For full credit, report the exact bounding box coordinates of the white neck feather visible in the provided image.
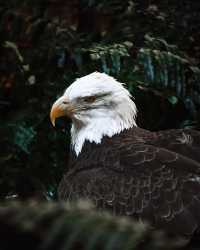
[71,98,137,156]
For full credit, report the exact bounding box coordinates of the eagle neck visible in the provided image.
[71,116,136,156]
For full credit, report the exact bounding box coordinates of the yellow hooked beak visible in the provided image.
[50,97,74,127]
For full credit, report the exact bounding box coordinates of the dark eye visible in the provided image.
[83,96,96,103]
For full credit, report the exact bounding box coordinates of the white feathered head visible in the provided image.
[50,72,137,155]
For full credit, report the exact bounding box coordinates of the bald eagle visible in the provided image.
[50,72,200,241]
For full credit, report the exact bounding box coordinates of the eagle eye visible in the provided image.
[83,96,96,103]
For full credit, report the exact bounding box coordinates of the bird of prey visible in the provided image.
[50,72,200,241]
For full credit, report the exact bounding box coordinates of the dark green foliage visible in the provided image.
[82,42,133,74]
[0,0,200,199]
[0,201,186,250]
[137,36,200,119]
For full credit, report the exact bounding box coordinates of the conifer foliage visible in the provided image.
[0,201,185,250]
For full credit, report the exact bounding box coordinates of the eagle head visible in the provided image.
[50,72,137,155]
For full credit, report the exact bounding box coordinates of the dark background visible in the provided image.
[0,0,200,200]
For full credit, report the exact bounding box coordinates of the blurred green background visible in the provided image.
[0,0,200,200]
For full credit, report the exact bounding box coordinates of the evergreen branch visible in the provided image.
[0,201,186,250]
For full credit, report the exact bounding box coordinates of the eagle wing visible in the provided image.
[155,129,200,162]
[58,129,200,236]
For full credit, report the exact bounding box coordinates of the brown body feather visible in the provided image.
[58,127,200,239]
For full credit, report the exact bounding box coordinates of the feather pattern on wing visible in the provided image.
[58,127,200,237]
